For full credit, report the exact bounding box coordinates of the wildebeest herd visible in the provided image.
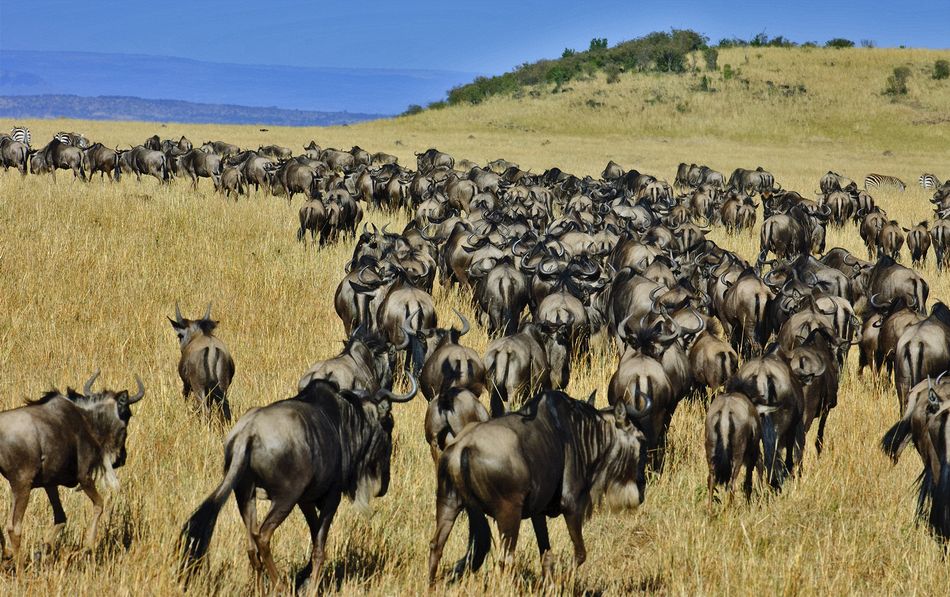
[3,125,950,591]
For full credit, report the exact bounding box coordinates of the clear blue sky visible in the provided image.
[1,1,948,74]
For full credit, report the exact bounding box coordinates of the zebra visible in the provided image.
[53,131,89,148]
[919,173,942,189]
[10,126,30,148]
[864,173,906,192]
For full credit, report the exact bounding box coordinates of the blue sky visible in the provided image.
[2,1,948,74]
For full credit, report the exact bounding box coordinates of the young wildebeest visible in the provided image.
[0,371,143,562]
[168,303,235,422]
[179,377,416,592]
[705,391,763,505]
[428,390,649,584]
[424,387,489,466]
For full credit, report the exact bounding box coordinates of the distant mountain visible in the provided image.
[0,50,480,116]
[0,94,382,126]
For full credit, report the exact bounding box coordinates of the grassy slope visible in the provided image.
[1,47,950,595]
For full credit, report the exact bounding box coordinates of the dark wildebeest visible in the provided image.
[200,140,240,159]
[427,390,648,583]
[38,139,87,180]
[297,198,328,244]
[258,144,292,160]
[179,149,222,189]
[705,391,763,505]
[0,135,29,175]
[0,371,143,562]
[424,387,489,466]
[168,303,235,422]
[179,377,416,592]
[894,302,950,409]
[83,143,118,180]
[907,221,931,267]
[216,166,246,199]
[297,326,401,394]
[116,146,168,183]
[482,323,552,416]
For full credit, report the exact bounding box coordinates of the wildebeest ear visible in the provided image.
[376,401,392,418]
[586,391,597,406]
[613,401,626,426]
[116,390,130,404]
[168,316,185,329]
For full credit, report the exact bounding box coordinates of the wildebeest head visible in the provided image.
[168,302,217,348]
[344,375,417,510]
[69,370,145,480]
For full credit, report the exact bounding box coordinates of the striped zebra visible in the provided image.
[10,126,30,148]
[53,131,89,148]
[919,173,942,189]
[864,173,906,192]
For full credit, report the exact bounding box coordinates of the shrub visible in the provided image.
[427,100,448,110]
[402,104,424,116]
[885,66,911,95]
[605,64,622,84]
[825,38,855,49]
[722,64,735,80]
[562,48,576,58]
[589,38,608,51]
[860,39,876,48]
[934,59,950,80]
[703,47,719,71]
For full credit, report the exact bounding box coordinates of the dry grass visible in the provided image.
[2,46,950,595]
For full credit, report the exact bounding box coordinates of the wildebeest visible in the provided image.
[116,145,168,183]
[168,303,235,422]
[83,143,118,180]
[200,140,240,159]
[38,139,87,180]
[427,390,648,583]
[0,371,143,562]
[0,135,29,175]
[424,387,489,466]
[216,166,245,199]
[179,377,416,591]
[298,326,400,394]
[705,391,763,505]
[894,302,950,408]
[907,221,931,266]
[482,323,552,416]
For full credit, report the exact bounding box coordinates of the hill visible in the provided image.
[0,50,478,116]
[0,94,382,126]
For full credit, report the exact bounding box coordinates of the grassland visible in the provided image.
[1,46,950,595]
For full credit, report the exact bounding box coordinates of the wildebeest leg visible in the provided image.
[428,484,463,584]
[563,510,587,567]
[234,479,261,575]
[81,482,104,551]
[296,492,341,593]
[743,456,755,502]
[815,408,830,456]
[4,481,30,561]
[44,486,67,552]
[530,515,554,578]
[494,498,522,572]
[257,498,295,587]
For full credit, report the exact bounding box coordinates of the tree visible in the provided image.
[703,47,719,71]
[589,38,608,51]
[934,59,950,80]
[825,38,855,49]
[885,66,911,95]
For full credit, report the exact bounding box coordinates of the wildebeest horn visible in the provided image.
[657,316,681,342]
[382,223,391,235]
[453,309,470,336]
[379,374,417,403]
[174,302,184,323]
[362,222,369,235]
[683,309,706,335]
[128,376,145,404]
[203,302,212,320]
[84,369,101,396]
[625,395,653,418]
[617,313,634,343]
[869,293,889,309]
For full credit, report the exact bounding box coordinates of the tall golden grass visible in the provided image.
[1,47,950,594]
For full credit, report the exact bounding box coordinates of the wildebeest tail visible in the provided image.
[760,413,781,489]
[712,411,733,485]
[488,348,510,414]
[880,417,911,462]
[162,155,169,182]
[179,433,252,576]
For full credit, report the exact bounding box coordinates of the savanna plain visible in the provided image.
[2,47,950,595]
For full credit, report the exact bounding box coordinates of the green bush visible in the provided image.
[825,38,855,49]
[562,48,576,58]
[885,66,911,95]
[444,29,709,106]
[703,47,719,71]
[934,59,950,80]
[402,104,424,116]
[722,64,735,80]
